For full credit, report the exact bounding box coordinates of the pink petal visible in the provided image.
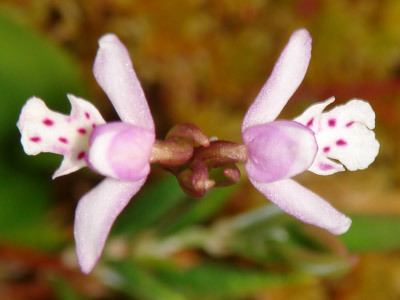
[243,120,317,183]
[88,122,154,181]
[249,178,351,235]
[93,34,154,131]
[74,178,146,274]
[242,29,312,131]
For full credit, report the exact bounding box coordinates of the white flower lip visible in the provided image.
[295,98,379,175]
[17,95,105,179]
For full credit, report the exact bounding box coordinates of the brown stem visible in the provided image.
[177,163,215,197]
[150,123,212,167]
[210,164,241,187]
[149,123,248,197]
[176,141,247,197]
[166,123,210,147]
[150,139,193,167]
[193,141,247,168]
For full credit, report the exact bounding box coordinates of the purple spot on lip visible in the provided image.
[346,121,354,127]
[43,118,54,126]
[319,163,334,171]
[306,118,314,127]
[323,146,330,153]
[77,151,86,160]
[328,118,336,127]
[85,112,90,120]
[58,137,68,144]
[30,136,41,142]
[78,128,87,135]
[336,139,347,146]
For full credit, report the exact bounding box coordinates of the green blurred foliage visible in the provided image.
[51,276,87,300]
[341,215,400,252]
[0,12,85,138]
[110,260,293,300]
[0,170,65,250]
[0,12,85,251]
[108,262,186,300]
[161,184,235,235]
[113,175,236,237]
[113,176,186,237]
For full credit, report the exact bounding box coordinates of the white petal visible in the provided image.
[308,155,345,175]
[242,29,312,131]
[310,99,379,173]
[93,34,154,131]
[295,98,379,175]
[52,157,86,179]
[18,97,65,155]
[68,94,105,124]
[322,99,375,130]
[294,97,335,131]
[74,178,146,274]
[318,123,379,171]
[17,96,105,178]
[249,178,351,235]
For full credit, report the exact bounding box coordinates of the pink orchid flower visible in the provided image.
[17,29,379,275]
[242,29,379,235]
[17,34,155,273]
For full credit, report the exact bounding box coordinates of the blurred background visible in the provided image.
[0,0,399,299]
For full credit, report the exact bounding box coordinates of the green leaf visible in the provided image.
[0,170,65,250]
[341,215,400,252]
[162,186,235,235]
[0,12,85,136]
[204,205,348,277]
[113,176,186,236]
[109,261,186,300]
[0,11,87,171]
[51,276,86,300]
[154,262,292,300]
[292,253,351,278]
